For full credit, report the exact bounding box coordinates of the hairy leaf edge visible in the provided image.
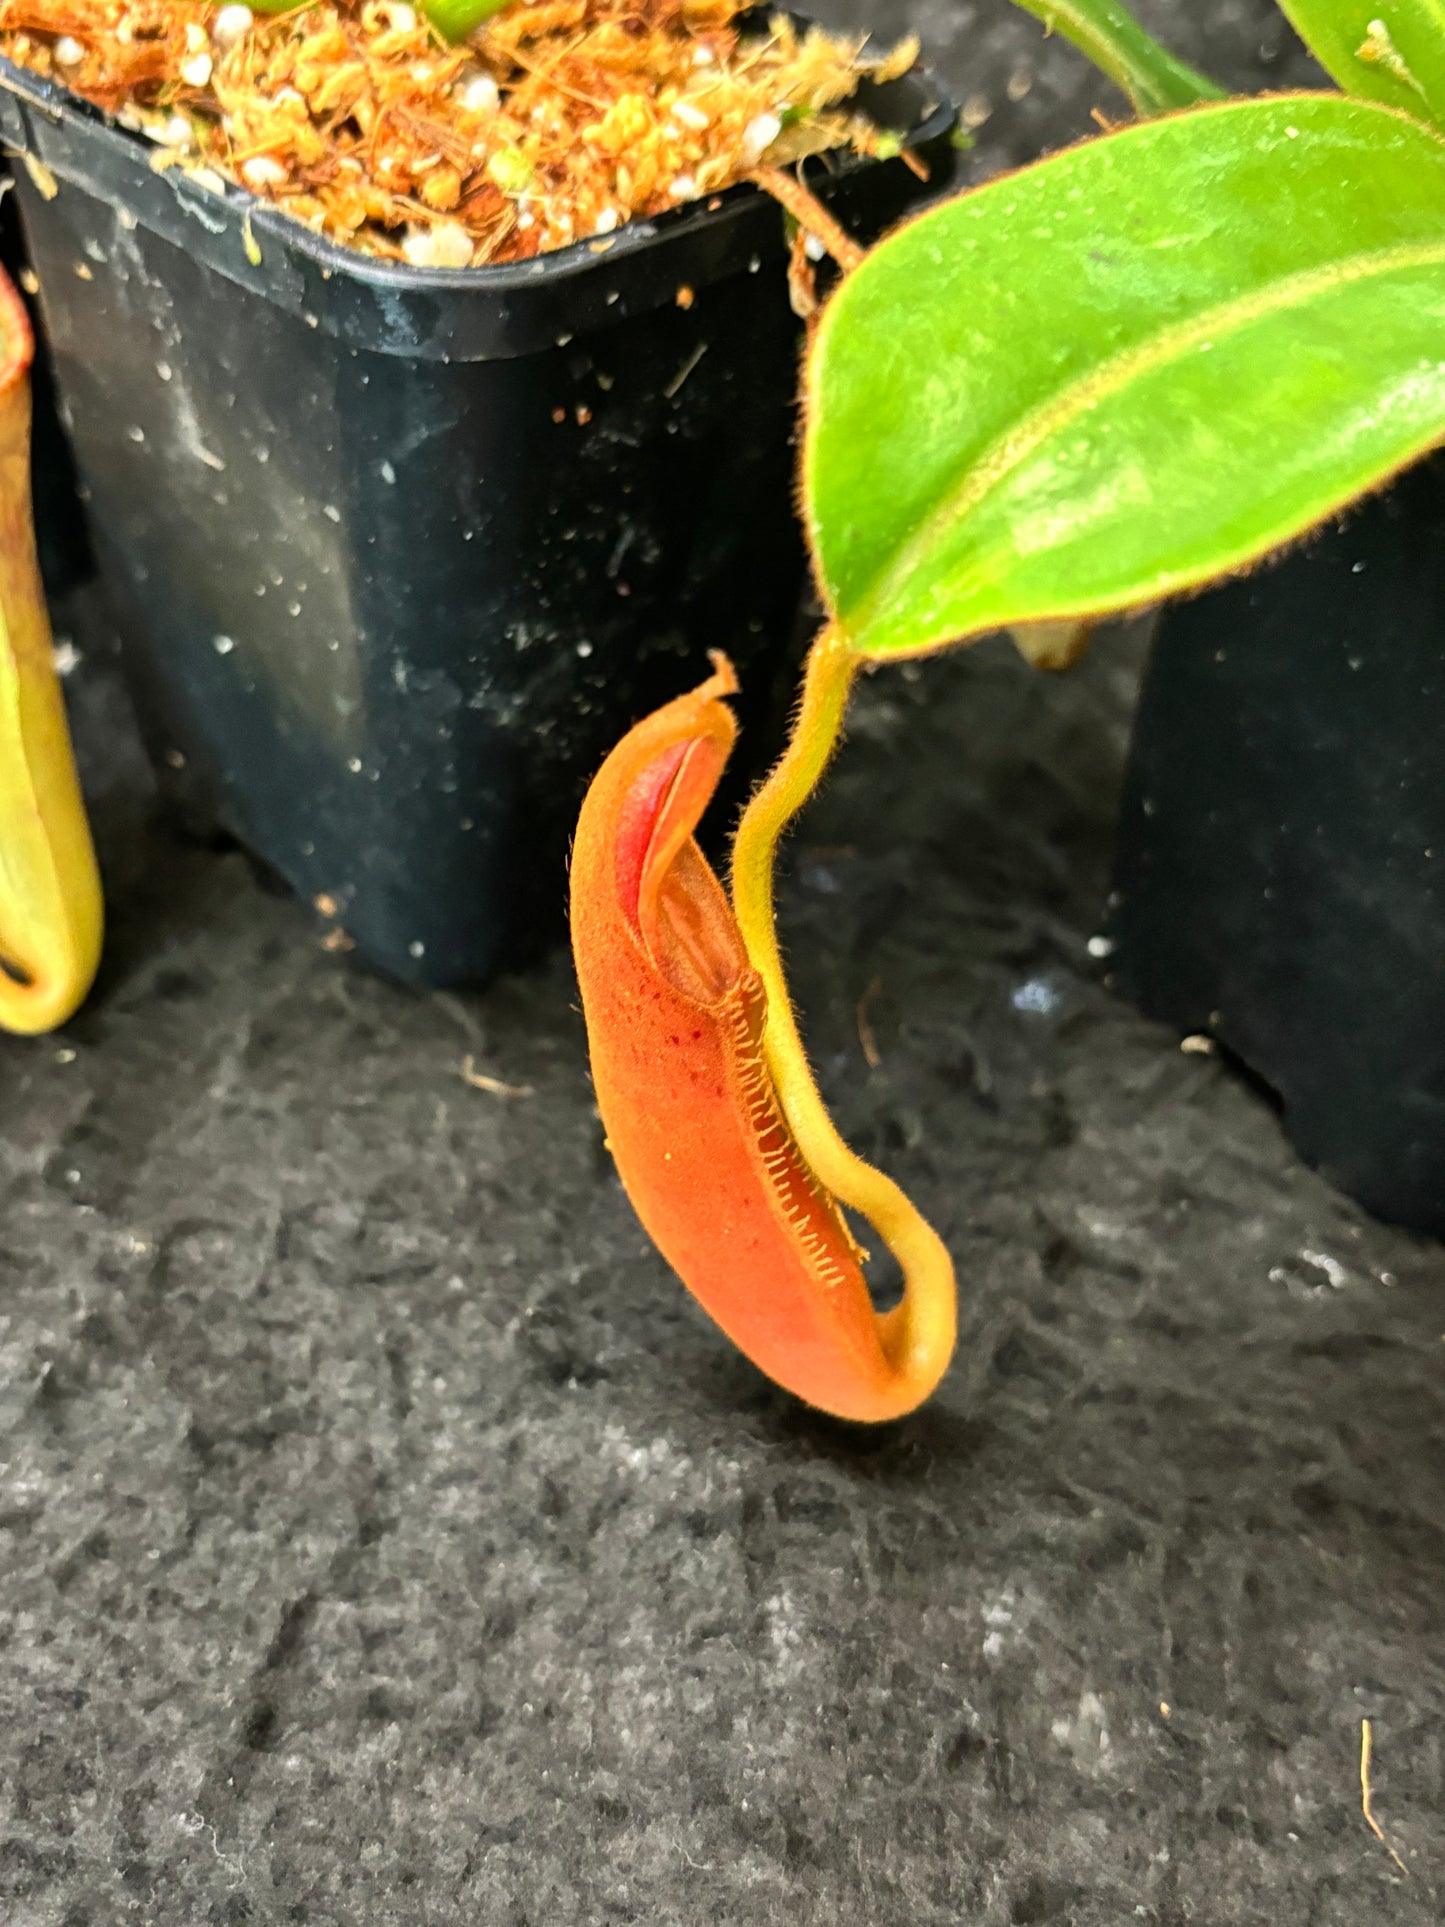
[802,92,1445,659]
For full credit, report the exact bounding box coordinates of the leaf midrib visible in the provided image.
[833,235,1445,647]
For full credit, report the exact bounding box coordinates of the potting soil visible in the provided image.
[0,0,917,265]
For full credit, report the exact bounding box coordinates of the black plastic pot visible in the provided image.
[1109,453,1445,1235]
[0,49,953,985]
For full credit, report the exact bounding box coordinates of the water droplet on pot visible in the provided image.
[1011,978,1060,1016]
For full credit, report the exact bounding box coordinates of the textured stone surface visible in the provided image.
[3,5,1443,1924]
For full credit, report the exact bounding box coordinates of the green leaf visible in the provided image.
[804,95,1445,661]
[1011,0,1223,116]
[421,0,516,41]
[1276,1,1445,127]
[247,0,515,33]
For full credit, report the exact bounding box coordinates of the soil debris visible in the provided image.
[1360,1719,1410,1878]
[461,1052,533,1096]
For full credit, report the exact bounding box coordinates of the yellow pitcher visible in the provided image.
[0,268,101,1034]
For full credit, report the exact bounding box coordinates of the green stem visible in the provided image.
[729,627,956,1394]
[1012,0,1224,116]
[248,0,514,40]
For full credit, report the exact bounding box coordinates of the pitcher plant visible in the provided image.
[572,0,1445,1418]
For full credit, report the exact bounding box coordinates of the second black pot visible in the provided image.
[1109,454,1445,1235]
[0,51,953,986]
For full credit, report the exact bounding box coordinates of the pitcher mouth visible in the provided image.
[605,659,749,1009]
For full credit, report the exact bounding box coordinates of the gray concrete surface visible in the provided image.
[3,4,1443,1923]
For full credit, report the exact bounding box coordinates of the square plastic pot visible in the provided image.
[0,49,953,985]
[1109,452,1445,1236]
